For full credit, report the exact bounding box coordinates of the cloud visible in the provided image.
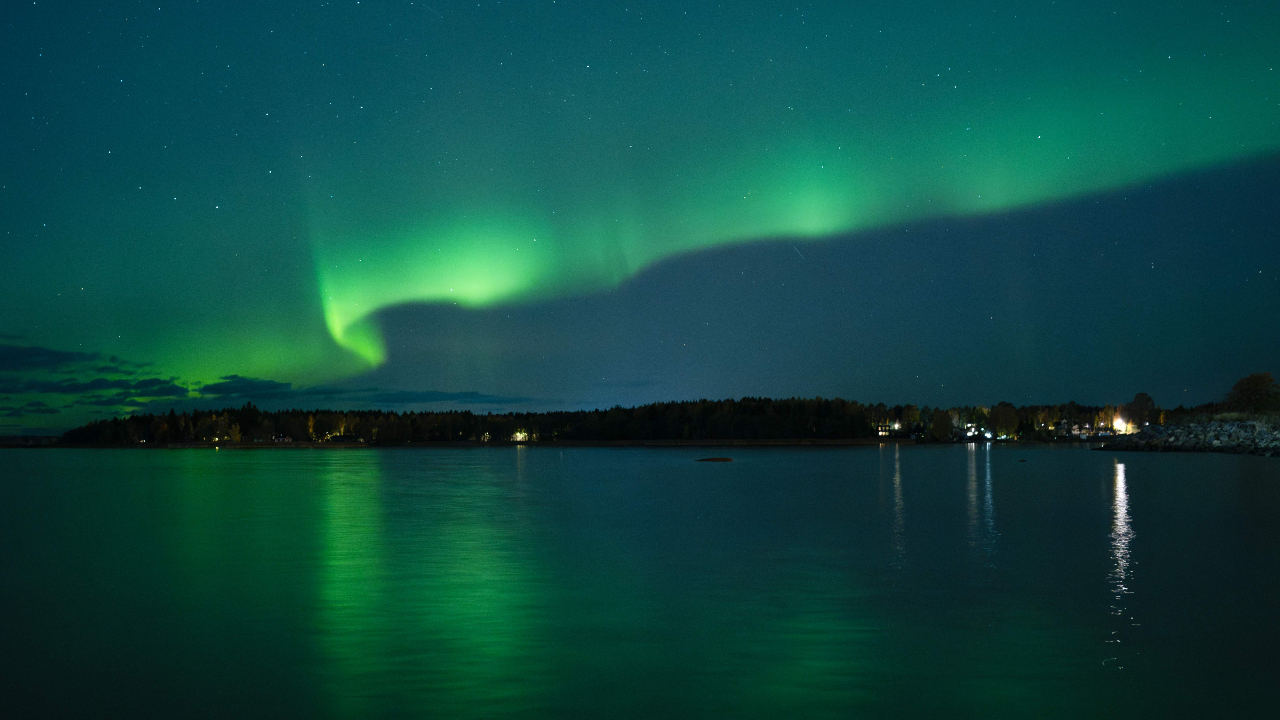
[0,344,189,424]
[0,343,157,375]
[1,405,60,417]
[108,375,538,413]
[197,375,293,397]
[95,365,136,375]
[192,376,531,406]
[0,377,188,397]
[73,393,148,407]
[1,344,540,424]
[0,344,98,372]
[361,389,536,405]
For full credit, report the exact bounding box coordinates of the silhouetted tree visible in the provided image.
[1224,372,1279,413]
[928,408,953,442]
[902,404,920,429]
[990,403,1019,438]
[1122,393,1156,428]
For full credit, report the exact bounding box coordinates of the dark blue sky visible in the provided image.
[364,156,1280,410]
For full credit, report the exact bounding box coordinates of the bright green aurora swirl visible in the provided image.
[4,1,1279,397]
[308,3,1280,367]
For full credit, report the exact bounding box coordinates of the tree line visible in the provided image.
[58,373,1277,446]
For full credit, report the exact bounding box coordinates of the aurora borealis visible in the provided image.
[3,0,1280,431]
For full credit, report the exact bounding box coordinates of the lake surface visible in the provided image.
[2,445,1277,718]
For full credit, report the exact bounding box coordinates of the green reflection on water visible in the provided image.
[736,601,881,714]
[166,452,322,632]
[4,447,1276,716]
[316,452,550,717]
[317,454,389,717]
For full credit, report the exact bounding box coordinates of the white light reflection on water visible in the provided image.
[1111,462,1134,586]
[1105,460,1138,670]
[966,444,979,546]
[965,443,998,568]
[962,440,1003,568]
[888,444,906,566]
[980,444,999,565]
[983,446,995,525]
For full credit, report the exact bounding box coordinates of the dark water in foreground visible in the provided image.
[2,446,1277,718]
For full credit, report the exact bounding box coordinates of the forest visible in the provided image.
[57,373,1276,446]
[52,395,1153,445]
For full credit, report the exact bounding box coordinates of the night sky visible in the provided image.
[3,0,1279,433]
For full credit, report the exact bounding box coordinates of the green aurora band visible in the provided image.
[4,2,1279,396]
[310,15,1280,367]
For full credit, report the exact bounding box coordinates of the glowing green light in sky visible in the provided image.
[4,0,1280,404]
[313,46,1280,365]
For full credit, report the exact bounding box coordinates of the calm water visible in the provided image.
[1,445,1277,718]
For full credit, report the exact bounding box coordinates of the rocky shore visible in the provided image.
[1103,420,1280,457]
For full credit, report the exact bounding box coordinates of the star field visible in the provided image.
[2,0,1278,430]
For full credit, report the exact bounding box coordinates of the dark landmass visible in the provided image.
[52,438,908,450]
[1102,419,1280,457]
[43,372,1278,452]
[59,398,930,447]
[1100,372,1280,457]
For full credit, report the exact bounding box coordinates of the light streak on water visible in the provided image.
[970,443,1000,568]
[1111,462,1134,589]
[1105,460,1138,670]
[983,444,997,544]
[966,444,979,547]
[892,444,905,565]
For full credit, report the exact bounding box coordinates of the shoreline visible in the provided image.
[30,438,918,449]
[12,438,1117,450]
[1101,420,1280,457]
